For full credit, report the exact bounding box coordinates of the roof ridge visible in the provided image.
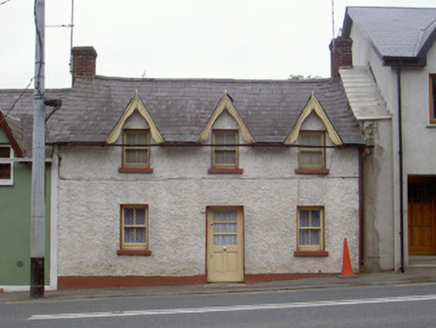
[94,75,332,84]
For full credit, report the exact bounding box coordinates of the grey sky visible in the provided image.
[1,0,435,89]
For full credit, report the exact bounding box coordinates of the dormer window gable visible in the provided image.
[198,92,255,144]
[106,90,164,145]
[284,91,342,146]
[0,111,25,158]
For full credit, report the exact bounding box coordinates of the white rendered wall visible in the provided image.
[56,111,360,278]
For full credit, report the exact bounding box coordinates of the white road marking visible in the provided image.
[29,294,436,320]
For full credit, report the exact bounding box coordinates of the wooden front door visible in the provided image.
[207,208,244,282]
[408,182,436,255]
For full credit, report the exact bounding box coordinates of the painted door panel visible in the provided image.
[408,183,436,255]
[207,208,243,282]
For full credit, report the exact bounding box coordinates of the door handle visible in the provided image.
[223,247,227,251]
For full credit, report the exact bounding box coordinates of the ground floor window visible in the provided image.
[297,207,324,252]
[117,204,151,256]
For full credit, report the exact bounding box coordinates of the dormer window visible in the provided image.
[0,146,13,185]
[208,130,243,174]
[212,130,238,168]
[118,130,153,173]
[295,131,329,175]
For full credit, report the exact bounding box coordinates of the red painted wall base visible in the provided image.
[58,272,339,290]
[58,275,207,290]
[244,272,337,283]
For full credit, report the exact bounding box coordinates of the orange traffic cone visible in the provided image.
[338,238,358,279]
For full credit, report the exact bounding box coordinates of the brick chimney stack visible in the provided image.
[329,37,353,78]
[71,47,98,85]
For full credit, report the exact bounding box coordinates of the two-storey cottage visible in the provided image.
[1,46,365,289]
[53,48,365,288]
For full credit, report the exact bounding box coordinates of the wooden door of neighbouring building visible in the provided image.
[207,207,244,282]
[408,181,436,255]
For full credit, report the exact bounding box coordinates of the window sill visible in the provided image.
[208,168,243,175]
[117,249,152,256]
[294,168,330,175]
[118,167,153,174]
[294,251,329,257]
[426,124,436,128]
[0,181,13,186]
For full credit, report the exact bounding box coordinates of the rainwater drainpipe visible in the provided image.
[397,64,405,273]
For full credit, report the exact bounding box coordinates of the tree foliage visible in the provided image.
[289,74,322,81]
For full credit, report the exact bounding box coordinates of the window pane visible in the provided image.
[215,151,225,164]
[214,223,237,233]
[308,152,322,165]
[136,149,148,163]
[137,133,147,145]
[413,185,422,203]
[124,208,134,225]
[0,147,10,158]
[301,135,311,145]
[310,230,320,245]
[299,211,309,227]
[215,150,236,165]
[423,184,432,203]
[214,211,237,222]
[0,164,11,179]
[310,134,322,146]
[124,228,134,243]
[126,133,136,145]
[214,235,237,245]
[214,133,224,144]
[311,210,321,227]
[135,209,146,225]
[300,153,310,166]
[299,230,309,245]
[224,133,236,145]
[135,228,146,243]
[125,150,137,163]
[224,151,236,164]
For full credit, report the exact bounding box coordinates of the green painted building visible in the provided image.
[0,112,51,290]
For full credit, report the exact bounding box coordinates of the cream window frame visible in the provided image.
[0,145,13,186]
[430,75,436,124]
[212,130,239,169]
[297,207,324,252]
[120,205,149,251]
[298,131,326,170]
[122,130,150,169]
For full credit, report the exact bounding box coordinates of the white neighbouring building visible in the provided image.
[337,6,436,271]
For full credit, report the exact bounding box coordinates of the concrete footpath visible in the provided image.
[1,267,436,303]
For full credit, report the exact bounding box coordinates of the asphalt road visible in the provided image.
[2,284,436,327]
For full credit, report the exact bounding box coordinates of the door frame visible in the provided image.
[206,206,245,283]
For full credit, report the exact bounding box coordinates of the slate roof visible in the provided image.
[343,6,436,65]
[0,76,365,149]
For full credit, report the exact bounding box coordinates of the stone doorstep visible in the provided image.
[409,256,436,267]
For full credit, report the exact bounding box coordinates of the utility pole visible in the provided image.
[30,0,46,299]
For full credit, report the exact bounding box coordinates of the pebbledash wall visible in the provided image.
[55,110,360,289]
